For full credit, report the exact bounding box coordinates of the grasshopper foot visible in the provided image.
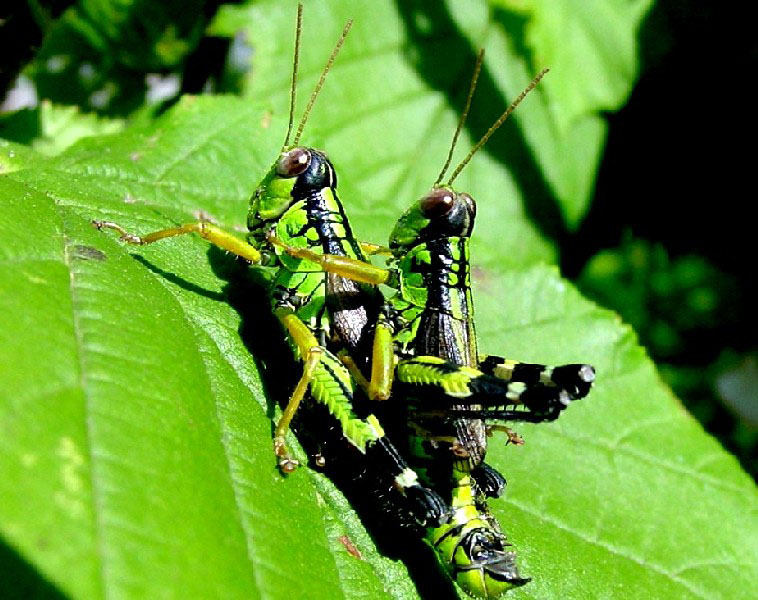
[472,463,507,499]
[405,484,452,527]
[274,436,299,474]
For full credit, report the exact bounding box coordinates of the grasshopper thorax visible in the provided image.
[248,147,336,236]
[389,186,476,254]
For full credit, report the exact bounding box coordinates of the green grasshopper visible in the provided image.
[92,4,450,527]
[385,106,595,596]
[270,53,595,597]
[268,52,595,487]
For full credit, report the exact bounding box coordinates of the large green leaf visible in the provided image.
[475,268,757,598]
[1,3,756,600]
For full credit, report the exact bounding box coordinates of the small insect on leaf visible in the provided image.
[338,535,362,559]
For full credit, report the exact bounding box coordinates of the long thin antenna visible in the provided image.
[447,67,549,186]
[434,49,485,187]
[282,3,304,150]
[291,18,353,146]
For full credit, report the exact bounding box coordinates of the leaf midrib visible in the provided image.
[61,212,108,600]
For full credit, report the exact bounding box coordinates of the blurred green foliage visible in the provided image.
[580,237,737,359]
[579,237,757,478]
[0,100,123,154]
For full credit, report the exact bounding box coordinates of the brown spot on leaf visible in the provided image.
[73,245,107,261]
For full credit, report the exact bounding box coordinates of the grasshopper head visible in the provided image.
[247,147,336,237]
[389,186,476,254]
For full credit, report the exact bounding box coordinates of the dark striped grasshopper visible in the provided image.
[269,52,595,597]
[267,53,595,476]
[92,4,451,527]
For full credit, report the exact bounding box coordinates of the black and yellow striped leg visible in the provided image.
[274,310,450,525]
[394,356,553,406]
[398,357,584,422]
[366,437,451,527]
[479,356,595,400]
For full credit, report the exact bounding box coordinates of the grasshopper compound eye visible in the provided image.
[277,148,311,177]
[421,188,456,218]
[459,192,476,218]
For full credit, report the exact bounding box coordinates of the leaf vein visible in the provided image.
[507,499,710,599]
[164,300,271,595]
[152,110,254,183]
[542,427,750,495]
[17,165,244,205]
[61,214,109,600]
